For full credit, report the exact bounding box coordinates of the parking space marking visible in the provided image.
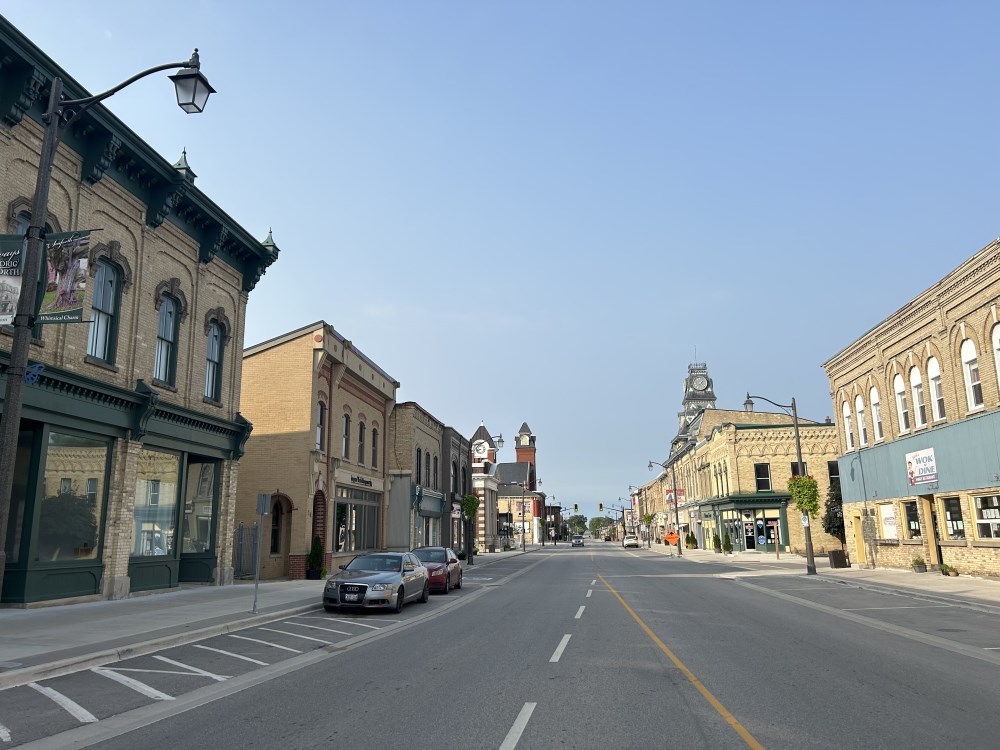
[92,669,174,701]
[282,620,352,636]
[28,683,98,723]
[575,606,585,619]
[193,644,269,665]
[0,721,10,742]
[258,627,332,645]
[153,655,229,682]
[227,634,302,653]
[586,589,593,598]
[323,617,386,630]
[550,635,572,663]
[499,702,536,750]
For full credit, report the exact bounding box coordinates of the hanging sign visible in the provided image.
[38,231,92,324]
[0,234,24,326]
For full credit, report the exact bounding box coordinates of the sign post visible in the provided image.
[251,492,270,614]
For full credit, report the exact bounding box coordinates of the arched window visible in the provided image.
[358,422,366,465]
[993,325,1000,402]
[894,373,910,433]
[425,453,431,488]
[270,502,282,554]
[87,259,120,363]
[842,401,854,451]
[371,428,379,469]
[870,387,884,441]
[342,413,351,459]
[204,321,223,401]
[927,357,946,421]
[910,367,926,428]
[451,461,458,493]
[855,394,867,447]
[433,456,439,490]
[154,295,178,384]
[416,448,423,484]
[315,402,326,451]
[961,339,984,410]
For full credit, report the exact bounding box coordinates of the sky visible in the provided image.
[5,1,1000,519]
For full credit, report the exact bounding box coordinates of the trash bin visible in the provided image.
[828,549,850,568]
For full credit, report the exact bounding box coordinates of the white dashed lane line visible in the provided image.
[575,606,585,619]
[499,702,536,750]
[549,635,572,663]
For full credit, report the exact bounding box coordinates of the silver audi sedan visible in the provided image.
[323,551,430,613]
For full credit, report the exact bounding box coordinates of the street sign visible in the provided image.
[665,531,680,545]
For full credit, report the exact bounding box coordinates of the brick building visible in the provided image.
[0,17,277,604]
[236,322,397,579]
[823,240,1000,577]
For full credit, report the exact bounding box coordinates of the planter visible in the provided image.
[912,564,927,573]
[948,571,959,577]
[305,569,322,580]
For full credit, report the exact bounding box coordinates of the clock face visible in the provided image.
[692,375,709,391]
[474,441,487,456]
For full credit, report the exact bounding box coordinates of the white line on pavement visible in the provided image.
[193,644,269,665]
[153,655,229,682]
[575,606,585,619]
[27,683,98,724]
[227,634,302,653]
[324,617,385,629]
[985,647,1000,650]
[591,579,597,585]
[499,702,537,750]
[843,605,953,611]
[282,621,352,636]
[92,669,174,701]
[0,721,10,742]
[550,635,572,663]
[586,589,593,598]
[258,627,332,645]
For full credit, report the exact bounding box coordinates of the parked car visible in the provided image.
[622,534,640,549]
[571,534,584,547]
[323,552,429,613]
[411,546,463,593]
[603,535,612,542]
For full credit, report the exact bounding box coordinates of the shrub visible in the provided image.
[712,532,722,552]
[912,556,926,567]
[307,535,324,571]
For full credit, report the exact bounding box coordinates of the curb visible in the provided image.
[819,576,1000,616]
[0,602,319,691]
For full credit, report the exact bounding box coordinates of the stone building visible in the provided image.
[236,322,397,579]
[656,364,842,555]
[823,240,1000,577]
[0,17,277,604]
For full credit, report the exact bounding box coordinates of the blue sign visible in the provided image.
[757,535,766,544]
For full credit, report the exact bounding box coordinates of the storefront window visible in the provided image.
[182,461,216,553]
[37,432,109,562]
[942,497,965,540]
[973,495,1000,539]
[133,449,179,557]
[903,501,920,539]
[334,487,380,552]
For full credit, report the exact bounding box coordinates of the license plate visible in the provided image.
[344,593,359,602]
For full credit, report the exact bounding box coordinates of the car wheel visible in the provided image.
[419,581,430,603]
[394,586,404,613]
[455,571,462,589]
[443,575,450,594]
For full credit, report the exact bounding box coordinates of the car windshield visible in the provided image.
[413,548,446,564]
[346,555,401,572]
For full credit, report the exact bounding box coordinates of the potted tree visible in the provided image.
[939,563,959,577]
[722,531,733,555]
[712,532,722,553]
[305,535,324,580]
[912,556,927,573]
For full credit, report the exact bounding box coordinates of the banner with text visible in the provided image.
[905,447,937,486]
[0,234,25,326]
[39,231,91,324]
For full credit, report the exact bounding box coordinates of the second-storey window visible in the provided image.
[154,295,178,385]
[204,322,223,401]
[433,456,439,490]
[893,374,910,433]
[416,448,423,484]
[842,401,854,450]
[927,357,946,421]
[910,367,926,428]
[961,338,984,410]
[754,463,771,492]
[855,394,867,447]
[316,402,326,452]
[342,413,351,459]
[358,422,366,465]
[87,259,119,363]
[870,387,884,441]
[371,428,378,469]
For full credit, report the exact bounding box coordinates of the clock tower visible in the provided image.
[678,362,717,430]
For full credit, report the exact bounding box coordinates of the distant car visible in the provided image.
[412,546,463,593]
[622,534,640,549]
[571,534,584,547]
[323,552,429,613]
[603,536,612,542]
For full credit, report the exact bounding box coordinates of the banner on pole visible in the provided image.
[0,234,25,326]
[39,231,91,324]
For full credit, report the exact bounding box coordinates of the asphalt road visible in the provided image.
[6,542,1000,749]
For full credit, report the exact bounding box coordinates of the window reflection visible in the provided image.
[133,449,179,557]
[182,461,216,553]
[38,432,108,562]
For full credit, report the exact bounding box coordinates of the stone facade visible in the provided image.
[237,322,397,579]
[823,239,1000,577]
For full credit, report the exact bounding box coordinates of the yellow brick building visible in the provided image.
[823,240,1000,578]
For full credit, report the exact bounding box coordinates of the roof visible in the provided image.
[496,462,531,484]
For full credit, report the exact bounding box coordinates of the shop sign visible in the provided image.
[905,448,937,485]
[350,474,374,487]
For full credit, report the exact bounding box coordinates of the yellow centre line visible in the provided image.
[597,573,765,750]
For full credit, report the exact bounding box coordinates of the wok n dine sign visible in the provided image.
[905,448,937,486]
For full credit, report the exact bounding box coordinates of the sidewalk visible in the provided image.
[0,549,520,690]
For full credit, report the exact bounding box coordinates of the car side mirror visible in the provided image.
[338,564,347,570]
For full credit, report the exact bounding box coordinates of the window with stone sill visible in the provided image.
[961,338,984,411]
[910,367,927,428]
[927,356,946,422]
[870,387,884,441]
[842,401,854,450]
[893,373,910,433]
[941,497,965,540]
[973,495,1000,540]
[902,500,920,540]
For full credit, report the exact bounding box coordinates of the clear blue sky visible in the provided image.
[6,2,1000,519]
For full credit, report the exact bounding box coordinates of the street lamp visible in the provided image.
[0,50,215,591]
[648,461,683,557]
[744,392,816,575]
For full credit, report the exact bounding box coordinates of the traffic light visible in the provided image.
[573,503,579,513]
[598,502,604,512]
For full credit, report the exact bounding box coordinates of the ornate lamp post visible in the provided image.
[744,393,816,575]
[648,461,683,557]
[0,51,214,592]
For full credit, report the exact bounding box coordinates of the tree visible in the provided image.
[566,514,588,535]
[588,516,614,537]
[823,479,846,544]
[461,494,480,557]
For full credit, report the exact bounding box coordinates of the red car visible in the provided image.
[412,546,463,593]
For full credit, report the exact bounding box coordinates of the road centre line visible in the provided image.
[598,574,765,750]
[282,621,353,636]
[227,634,302,653]
[549,635,572,663]
[152,655,229,682]
[586,589,593,597]
[27,683,98,723]
[192,644,268,665]
[257,627,332,645]
[498,702,536,750]
[92,668,174,701]
[575,606,585,619]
